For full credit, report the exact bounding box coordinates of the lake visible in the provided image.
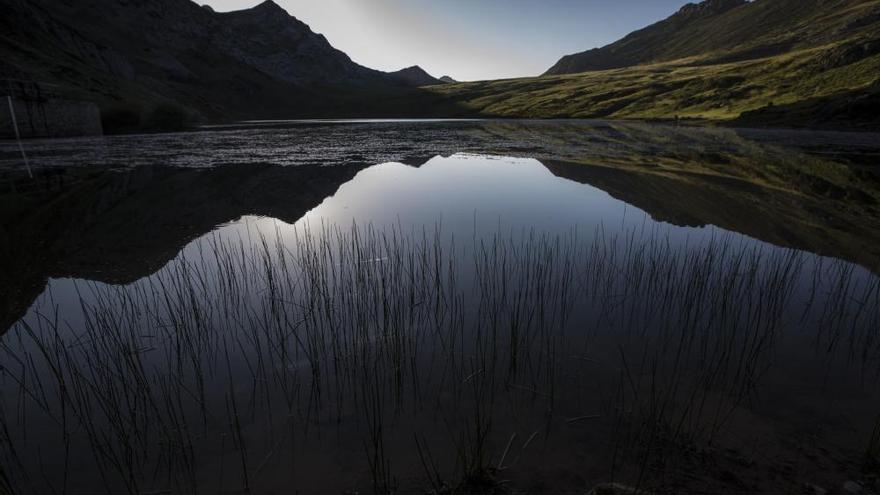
[1,120,879,494]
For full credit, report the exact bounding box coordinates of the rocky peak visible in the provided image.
[210,0,383,85]
[252,0,285,13]
[227,0,294,24]
[397,66,430,76]
[389,66,442,86]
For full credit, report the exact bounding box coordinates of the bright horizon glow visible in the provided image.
[199,0,694,81]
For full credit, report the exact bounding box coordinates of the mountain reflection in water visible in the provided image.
[1,122,879,494]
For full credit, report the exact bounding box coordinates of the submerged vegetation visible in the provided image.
[0,222,878,494]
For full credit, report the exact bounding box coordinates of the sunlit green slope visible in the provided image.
[428,0,880,129]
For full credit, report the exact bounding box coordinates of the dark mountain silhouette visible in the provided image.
[545,0,880,75]
[213,1,389,85]
[388,66,443,86]
[0,162,367,333]
[0,0,456,127]
[2,0,878,129]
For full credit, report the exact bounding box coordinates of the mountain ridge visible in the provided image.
[545,0,880,75]
[213,0,388,85]
[388,66,444,86]
[430,0,880,129]
[0,0,453,128]
[2,0,878,130]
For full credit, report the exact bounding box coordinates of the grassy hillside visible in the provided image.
[2,0,877,129]
[545,0,880,74]
[428,40,880,129]
[430,0,880,129]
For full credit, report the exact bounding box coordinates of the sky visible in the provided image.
[199,0,693,81]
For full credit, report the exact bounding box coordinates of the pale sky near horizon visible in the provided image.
[199,0,692,81]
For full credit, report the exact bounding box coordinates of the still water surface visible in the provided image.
[1,122,879,494]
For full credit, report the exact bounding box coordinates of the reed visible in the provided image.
[0,222,877,493]
[867,414,880,473]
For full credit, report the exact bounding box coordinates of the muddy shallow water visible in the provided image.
[1,121,879,494]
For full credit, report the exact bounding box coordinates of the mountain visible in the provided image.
[213,1,388,85]
[439,76,458,84]
[0,162,366,333]
[2,0,877,130]
[430,0,880,129]
[546,0,880,75]
[0,0,456,129]
[388,66,443,86]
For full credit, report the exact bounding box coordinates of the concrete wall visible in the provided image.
[0,97,103,139]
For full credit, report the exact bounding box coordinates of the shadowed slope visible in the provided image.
[0,0,461,126]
